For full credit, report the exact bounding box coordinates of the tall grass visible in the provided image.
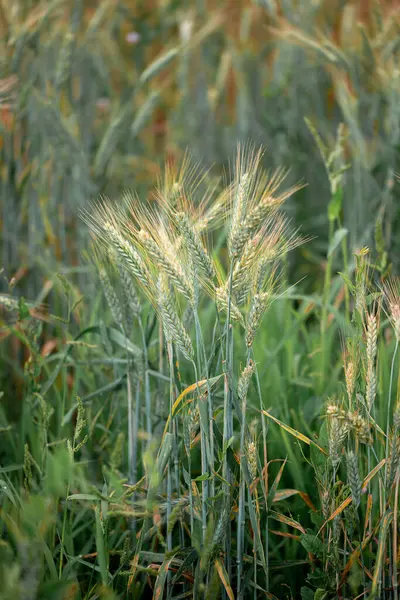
[1,147,399,598]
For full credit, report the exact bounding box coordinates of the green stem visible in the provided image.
[385,339,399,487]
[320,218,335,391]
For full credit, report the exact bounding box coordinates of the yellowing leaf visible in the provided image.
[269,511,306,534]
[262,410,327,454]
[273,489,317,511]
[215,558,234,600]
[322,459,386,530]
[162,375,222,439]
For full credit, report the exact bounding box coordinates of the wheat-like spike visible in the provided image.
[120,534,132,567]
[211,506,230,551]
[55,30,75,89]
[238,362,255,402]
[346,451,362,508]
[158,276,194,361]
[383,277,400,341]
[328,415,349,467]
[366,312,378,364]
[353,248,370,318]
[139,230,194,303]
[332,516,341,544]
[328,417,342,467]
[349,412,373,445]
[188,403,200,444]
[236,195,280,255]
[103,222,151,288]
[215,286,244,325]
[246,292,271,347]
[245,439,258,481]
[321,489,331,520]
[232,237,261,304]
[176,211,216,281]
[117,259,141,318]
[388,433,400,489]
[229,172,250,259]
[98,266,124,325]
[388,407,400,488]
[365,311,378,410]
[344,360,356,406]
[394,407,400,430]
[366,369,377,411]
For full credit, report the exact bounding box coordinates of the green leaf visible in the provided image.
[310,421,328,473]
[67,493,98,501]
[139,48,179,84]
[327,228,348,258]
[300,588,314,600]
[193,473,210,482]
[108,327,143,358]
[153,557,176,600]
[95,506,108,586]
[300,532,326,559]
[131,91,160,138]
[338,271,355,293]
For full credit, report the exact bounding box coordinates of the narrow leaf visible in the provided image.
[327,228,348,257]
[262,411,326,454]
[215,558,235,600]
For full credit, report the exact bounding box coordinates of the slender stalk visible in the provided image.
[139,319,151,444]
[166,341,174,554]
[251,349,269,591]
[385,339,399,486]
[192,359,208,544]
[223,260,235,582]
[194,308,215,498]
[237,360,249,599]
[393,476,399,600]
[320,218,335,392]
[131,378,140,536]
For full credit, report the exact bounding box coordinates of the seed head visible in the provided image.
[384,278,400,341]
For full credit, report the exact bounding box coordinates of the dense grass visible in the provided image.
[1,1,400,599]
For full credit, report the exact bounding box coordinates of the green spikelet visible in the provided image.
[23,444,40,490]
[388,408,400,488]
[55,31,75,89]
[176,211,216,280]
[158,276,194,361]
[103,223,151,288]
[23,443,33,491]
[117,259,141,318]
[215,286,244,325]
[139,230,194,302]
[73,396,88,452]
[237,362,254,402]
[328,415,348,467]
[210,506,230,557]
[167,499,185,534]
[98,265,124,325]
[245,439,258,480]
[246,292,271,347]
[229,172,250,259]
[120,534,131,567]
[346,451,362,508]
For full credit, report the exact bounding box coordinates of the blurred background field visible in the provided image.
[1,0,400,284]
[1,1,400,599]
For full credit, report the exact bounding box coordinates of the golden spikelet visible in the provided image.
[383,277,400,341]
